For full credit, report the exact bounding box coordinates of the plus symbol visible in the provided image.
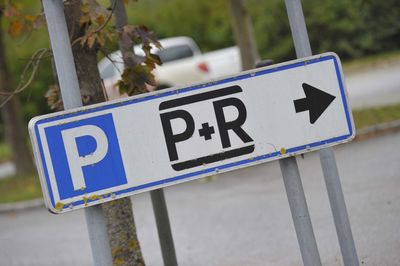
[198,123,215,141]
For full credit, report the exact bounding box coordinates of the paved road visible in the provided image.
[0,131,399,265]
[345,60,400,109]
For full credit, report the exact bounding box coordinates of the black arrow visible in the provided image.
[293,83,336,124]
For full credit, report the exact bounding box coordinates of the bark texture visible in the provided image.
[63,1,145,265]
[0,7,34,175]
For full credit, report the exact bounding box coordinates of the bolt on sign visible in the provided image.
[29,53,354,213]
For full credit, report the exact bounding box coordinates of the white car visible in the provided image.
[99,36,243,99]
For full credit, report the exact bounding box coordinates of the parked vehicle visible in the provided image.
[98,36,242,97]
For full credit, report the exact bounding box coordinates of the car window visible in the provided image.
[100,61,116,80]
[157,45,194,63]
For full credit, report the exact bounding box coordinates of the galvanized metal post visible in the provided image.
[255,61,321,265]
[319,148,359,266]
[112,0,178,263]
[284,0,359,265]
[42,1,112,265]
[279,158,322,266]
[150,189,178,266]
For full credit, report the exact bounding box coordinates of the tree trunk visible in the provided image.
[111,1,178,265]
[227,0,259,70]
[63,1,145,265]
[0,7,34,175]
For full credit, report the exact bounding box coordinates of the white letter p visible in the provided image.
[61,125,108,191]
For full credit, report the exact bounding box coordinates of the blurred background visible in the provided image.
[0,0,399,265]
[2,0,400,123]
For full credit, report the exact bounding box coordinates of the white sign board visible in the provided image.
[29,53,354,213]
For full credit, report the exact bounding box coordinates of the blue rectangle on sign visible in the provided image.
[44,113,127,201]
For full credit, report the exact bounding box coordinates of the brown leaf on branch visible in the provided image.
[3,1,45,39]
[78,0,114,48]
[45,84,63,111]
[31,15,46,30]
[116,24,162,96]
[117,64,157,96]
[8,20,24,38]
[121,25,161,50]
[3,2,20,17]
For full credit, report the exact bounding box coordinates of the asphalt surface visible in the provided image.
[0,131,399,265]
[345,60,400,109]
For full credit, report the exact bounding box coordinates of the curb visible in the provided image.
[1,120,400,214]
[354,119,400,141]
[0,198,44,213]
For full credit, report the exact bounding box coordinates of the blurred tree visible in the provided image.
[228,0,259,70]
[0,2,34,174]
[61,0,159,264]
[1,0,163,264]
[358,0,400,54]
[127,0,400,62]
[304,0,365,58]
[128,0,235,52]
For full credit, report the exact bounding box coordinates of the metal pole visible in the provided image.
[42,1,112,265]
[284,0,312,58]
[284,0,359,265]
[84,206,113,266]
[279,158,322,266]
[150,189,178,266]
[320,148,359,266]
[254,60,321,265]
[42,0,81,110]
[112,1,178,262]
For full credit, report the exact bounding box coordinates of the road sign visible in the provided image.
[29,52,354,213]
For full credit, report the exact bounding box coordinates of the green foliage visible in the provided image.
[127,0,400,62]
[0,141,11,162]
[127,0,234,52]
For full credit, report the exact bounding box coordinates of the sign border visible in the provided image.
[29,52,355,213]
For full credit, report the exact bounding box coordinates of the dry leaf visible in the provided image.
[8,20,24,38]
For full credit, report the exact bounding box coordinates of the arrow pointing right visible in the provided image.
[294,83,336,124]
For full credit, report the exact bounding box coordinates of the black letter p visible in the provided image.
[160,110,195,162]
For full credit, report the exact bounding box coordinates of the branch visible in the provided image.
[71,0,117,48]
[93,0,117,35]
[99,47,124,76]
[0,48,49,108]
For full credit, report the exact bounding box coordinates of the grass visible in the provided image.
[0,142,12,163]
[353,104,400,129]
[343,50,400,74]
[0,173,42,204]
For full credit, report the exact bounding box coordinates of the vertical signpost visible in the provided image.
[35,1,358,265]
[42,1,112,265]
[284,0,359,265]
[112,0,178,264]
[279,158,322,265]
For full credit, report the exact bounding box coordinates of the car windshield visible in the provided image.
[157,45,194,63]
